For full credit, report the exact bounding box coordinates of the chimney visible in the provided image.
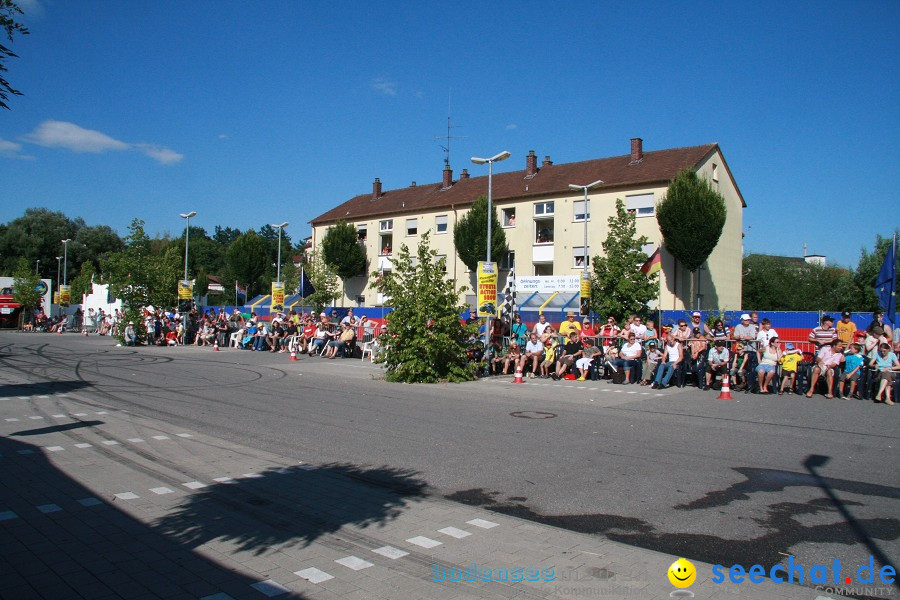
[542,155,553,167]
[442,164,453,189]
[372,177,382,199]
[410,181,416,187]
[630,137,643,162]
[460,168,470,179]
[525,150,538,177]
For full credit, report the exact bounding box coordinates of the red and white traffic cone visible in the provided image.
[717,373,733,401]
[213,339,219,352]
[82,328,88,337]
[512,364,524,384]
[290,348,298,361]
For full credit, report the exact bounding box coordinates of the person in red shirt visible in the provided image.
[581,318,596,340]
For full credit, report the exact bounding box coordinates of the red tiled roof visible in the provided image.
[310,143,742,225]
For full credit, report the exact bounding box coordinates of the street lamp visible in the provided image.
[35,259,40,275]
[179,211,197,283]
[61,239,72,286]
[270,222,289,283]
[568,179,604,279]
[55,256,62,316]
[471,150,511,345]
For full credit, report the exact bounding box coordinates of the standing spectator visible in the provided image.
[559,311,582,338]
[580,318,596,340]
[340,309,358,326]
[689,328,709,386]
[533,313,551,337]
[755,318,779,347]
[689,311,711,336]
[865,310,892,354]
[710,319,730,343]
[732,313,758,351]
[598,316,620,351]
[643,319,658,347]
[510,314,528,347]
[806,339,845,398]
[836,311,857,345]
[627,315,648,340]
[809,315,838,349]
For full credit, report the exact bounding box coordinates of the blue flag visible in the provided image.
[875,234,896,325]
[300,271,315,298]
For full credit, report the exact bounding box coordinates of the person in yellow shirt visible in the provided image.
[778,343,803,394]
[558,311,582,338]
[836,311,857,344]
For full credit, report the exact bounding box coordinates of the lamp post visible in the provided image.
[179,211,197,283]
[35,259,40,275]
[471,150,511,346]
[567,179,604,279]
[61,239,71,285]
[270,222,289,283]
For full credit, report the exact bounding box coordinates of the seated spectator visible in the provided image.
[539,338,558,378]
[521,333,544,378]
[598,316,620,350]
[729,343,750,390]
[539,325,557,346]
[652,336,683,389]
[124,322,137,346]
[865,310,892,354]
[580,318,596,340]
[165,328,178,347]
[613,332,643,384]
[268,320,285,352]
[488,340,506,375]
[253,323,270,351]
[778,343,803,394]
[640,340,663,385]
[325,322,356,358]
[240,322,257,349]
[554,332,583,380]
[310,321,331,355]
[805,339,844,398]
[502,342,521,375]
[755,336,782,394]
[705,339,730,390]
[576,337,601,381]
[300,317,317,353]
[838,342,863,399]
[532,313,550,337]
[869,342,899,404]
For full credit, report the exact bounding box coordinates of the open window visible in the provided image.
[502,208,516,228]
[625,193,655,217]
[573,200,590,222]
[435,215,448,234]
[573,246,590,268]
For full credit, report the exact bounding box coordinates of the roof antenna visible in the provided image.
[434,90,466,167]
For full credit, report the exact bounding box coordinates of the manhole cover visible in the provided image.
[509,411,556,419]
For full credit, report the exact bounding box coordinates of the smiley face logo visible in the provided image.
[667,558,696,588]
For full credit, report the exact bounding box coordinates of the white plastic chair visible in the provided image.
[360,331,375,361]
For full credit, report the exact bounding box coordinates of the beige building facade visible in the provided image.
[310,139,745,312]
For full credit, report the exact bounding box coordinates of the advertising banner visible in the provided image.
[516,275,581,293]
[271,281,285,313]
[59,284,71,307]
[580,273,592,316]
[476,261,497,317]
[178,280,193,300]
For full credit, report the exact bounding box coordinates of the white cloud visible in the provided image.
[506,123,517,130]
[17,0,45,17]
[21,120,182,165]
[372,78,398,96]
[218,133,228,139]
[0,138,33,159]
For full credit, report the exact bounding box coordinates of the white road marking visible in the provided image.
[78,498,103,507]
[406,536,442,548]
[467,518,499,529]
[114,492,139,500]
[372,546,409,559]
[213,477,237,484]
[74,443,92,449]
[46,446,64,452]
[101,440,120,446]
[249,579,291,597]
[0,510,19,520]
[36,503,62,513]
[183,481,206,489]
[151,435,170,440]
[127,438,145,443]
[438,526,472,538]
[150,487,175,495]
[294,568,333,584]
[335,556,374,570]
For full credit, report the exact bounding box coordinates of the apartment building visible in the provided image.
[309,138,745,311]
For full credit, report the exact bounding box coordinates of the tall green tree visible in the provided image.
[12,257,42,314]
[69,261,97,304]
[656,169,727,308]
[0,0,28,110]
[71,224,124,273]
[320,220,367,303]
[373,232,476,383]
[103,219,180,337]
[742,254,863,311]
[453,196,508,271]
[590,198,659,320]
[854,230,899,311]
[0,208,82,278]
[304,251,340,313]
[225,231,269,297]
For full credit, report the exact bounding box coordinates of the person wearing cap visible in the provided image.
[559,311,582,338]
[690,311,711,337]
[836,311,857,344]
[805,339,845,398]
[778,343,803,394]
[580,317,596,340]
[124,321,137,346]
[729,343,750,390]
[732,313,758,350]
[809,315,838,349]
[705,339,730,390]
[640,340,663,385]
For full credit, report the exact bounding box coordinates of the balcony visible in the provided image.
[532,244,554,263]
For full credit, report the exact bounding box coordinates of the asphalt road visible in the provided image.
[3,332,898,594]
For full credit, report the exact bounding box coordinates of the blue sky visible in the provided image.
[2,0,897,267]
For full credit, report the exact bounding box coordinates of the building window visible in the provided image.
[501,251,515,270]
[502,208,516,227]
[535,218,554,244]
[625,193,655,217]
[435,215,448,234]
[712,163,719,182]
[534,263,553,276]
[573,246,590,268]
[380,219,393,232]
[406,218,418,236]
[641,243,655,257]
[534,201,554,216]
[380,234,393,255]
[573,200,590,222]
[436,254,448,272]
[357,226,367,242]
[356,295,365,307]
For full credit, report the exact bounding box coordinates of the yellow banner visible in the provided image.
[477,261,497,317]
[271,281,285,312]
[59,285,70,307]
[178,280,193,300]
[580,274,591,316]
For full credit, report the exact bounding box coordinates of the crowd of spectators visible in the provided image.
[475,309,900,404]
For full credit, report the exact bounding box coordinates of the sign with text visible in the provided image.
[516,275,581,294]
[580,273,592,316]
[271,281,285,312]
[59,285,70,307]
[178,279,193,300]
[476,261,497,317]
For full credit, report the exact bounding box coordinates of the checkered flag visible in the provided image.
[500,269,515,319]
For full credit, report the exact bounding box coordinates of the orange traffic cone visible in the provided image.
[290,349,298,361]
[213,339,219,352]
[82,329,88,337]
[717,373,733,401]
[512,364,524,384]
